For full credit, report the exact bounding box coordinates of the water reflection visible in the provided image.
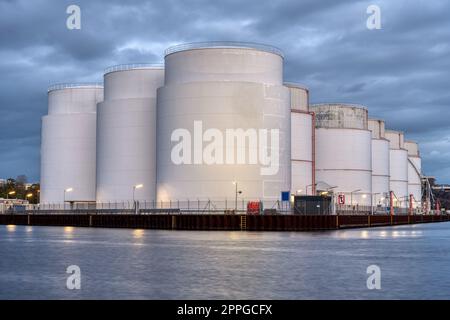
[0,222,449,299]
[133,229,144,239]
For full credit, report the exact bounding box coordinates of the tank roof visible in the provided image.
[310,103,367,111]
[368,118,385,122]
[104,63,164,75]
[385,129,405,135]
[164,41,284,58]
[284,82,309,91]
[48,83,103,93]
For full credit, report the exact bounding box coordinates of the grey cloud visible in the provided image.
[0,0,449,183]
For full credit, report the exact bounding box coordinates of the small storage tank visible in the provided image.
[310,103,372,205]
[40,83,103,204]
[285,83,313,195]
[96,64,164,203]
[368,119,390,205]
[385,130,409,207]
[157,42,290,205]
[405,140,422,208]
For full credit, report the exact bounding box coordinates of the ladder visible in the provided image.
[240,215,247,231]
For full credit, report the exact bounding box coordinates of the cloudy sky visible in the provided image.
[0,0,449,183]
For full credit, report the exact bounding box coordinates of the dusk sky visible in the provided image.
[0,0,449,183]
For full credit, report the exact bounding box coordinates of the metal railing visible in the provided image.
[31,199,286,213]
[104,63,164,74]
[164,41,285,58]
[48,83,103,92]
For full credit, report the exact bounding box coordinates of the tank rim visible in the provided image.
[48,83,103,93]
[284,82,309,91]
[310,103,368,111]
[164,41,284,58]
[104,63,164,75]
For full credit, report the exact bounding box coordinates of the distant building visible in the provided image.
[0,198,30,213]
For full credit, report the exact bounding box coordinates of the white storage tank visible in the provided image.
[368,119,390,205]
[310,103,372,205]
[405,140,422,208]
[285,83,313,195]
[96,64,164,203]
[40,83,103,204]
[157,42,291,206]
[385,130,409,207]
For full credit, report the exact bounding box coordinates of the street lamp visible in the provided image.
[371,193,380,215]
[7,191,16,199]
[63,188,73,210]
[133,184,143,211]
[232,181,242,212]
[350,189,361,206]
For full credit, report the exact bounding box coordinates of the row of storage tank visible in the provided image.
[40,42,422,208]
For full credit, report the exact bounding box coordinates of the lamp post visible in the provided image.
[7,191,16,200]
[133,184,143,213]
[63,188,73,210]
[350,189,361,206]
[371,193,380,215]
[232,181,242,213]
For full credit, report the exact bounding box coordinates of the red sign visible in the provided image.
[338,194,345,205]
[247,201,261,215]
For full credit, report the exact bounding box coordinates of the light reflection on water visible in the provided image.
[0,222,449,299]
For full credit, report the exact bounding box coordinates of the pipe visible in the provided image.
[310,112,316,195]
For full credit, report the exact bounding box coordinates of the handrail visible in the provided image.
[164,41,285,58]
[310,103,368,111]
[48,83,103,92]
[104,63,164,74]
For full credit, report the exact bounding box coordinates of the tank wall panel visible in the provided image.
[165,48,283,86]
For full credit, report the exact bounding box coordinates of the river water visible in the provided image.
[0,222,449,299]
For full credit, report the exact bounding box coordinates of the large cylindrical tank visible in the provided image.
[286,83,313,195]
[311,103,372,205]
[385,130,409,207]
[368,119,390,204]
[96,64,164,202]
[157,42,290,205]
[40,83,103,204]
[405,140,422,208]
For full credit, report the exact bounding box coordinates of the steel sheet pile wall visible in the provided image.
[405,140,422,208]
[286,83,313,195]
[311,104,372,205]
[368,119,390,204]
[40,84,103,203]
[385,130,409,207]
[96,65,164,202]
[157,43,291,204]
